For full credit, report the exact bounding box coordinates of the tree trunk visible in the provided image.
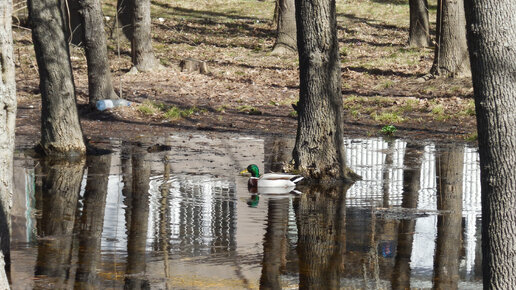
[408,0,430,47]
[75,153,111,289]
[260,197,290,289]
[293,0,357,182]
[75,0,119,107]
[28,0,86,156]
[124,148,151,288]
[430,0,470,77]
[272,0,297,55]
[0,0,16,278]
[35,158,85,288]
[120,0,158,72]
[432,145,463,289]
[294,185,348,289]
[464,1,516,287]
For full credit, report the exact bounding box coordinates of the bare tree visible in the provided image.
[118,0,159,72]
[464,0,516,287]
[408,0,430,47]
[0,0,15,284]
[28,0,86,156]
[293,0,358,182]
[75,0,119,107]
[429,0,470,77]
[272,0,297,55]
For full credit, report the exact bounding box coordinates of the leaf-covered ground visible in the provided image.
[13,0,477,144]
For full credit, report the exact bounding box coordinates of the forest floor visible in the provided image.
[13,0,477,145]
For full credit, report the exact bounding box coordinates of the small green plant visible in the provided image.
[381,125,397,136]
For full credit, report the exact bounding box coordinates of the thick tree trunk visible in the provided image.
[0,0,16,278]
[430,0,470,77]
[408,0,430,47]
[432,145,463,289]
[294,185,348,289]
[35,158,85,288]
[464,1,516,288]
[124,148,151,288]
[272,0,297,55]
[28,0,86,156]
[260,198,290,289]
[75,0,118,107]
[293,0,357,182]
[75,153,111,289]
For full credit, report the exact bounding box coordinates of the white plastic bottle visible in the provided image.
[96,99,131,111]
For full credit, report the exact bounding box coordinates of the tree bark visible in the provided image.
[293,0,357,182]
[464,1,516,288]
[28,0,86,156]
[118,0,158,72]
[75,0,119,107]
[432,145,463,289]
[430,0,470,77]
[0,0,16,278]
[408,0,430,47]
[272,0,297,55]
[75,153,111,289]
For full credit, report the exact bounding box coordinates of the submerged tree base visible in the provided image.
[283,160,362,185]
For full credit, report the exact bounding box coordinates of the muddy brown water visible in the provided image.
[9,133,482,289]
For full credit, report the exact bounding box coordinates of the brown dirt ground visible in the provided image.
[13,0,477,146]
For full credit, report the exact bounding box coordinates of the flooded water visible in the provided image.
[10,134,482,289]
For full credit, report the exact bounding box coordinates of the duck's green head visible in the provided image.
[240,164,260,178]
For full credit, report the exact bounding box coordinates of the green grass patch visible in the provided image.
[237,105,262,115]
[137,100,160,116]
[465,132,478,142]
[371,111,404,123]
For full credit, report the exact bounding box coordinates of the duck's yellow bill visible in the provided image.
[240,168,249,175]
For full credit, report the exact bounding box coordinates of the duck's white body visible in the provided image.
[252,173,304,188]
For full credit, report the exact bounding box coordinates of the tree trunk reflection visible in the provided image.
[75,152,111,289]
[294,184,350,289]
[124,148,151,289]
[260,197,290,289]
[392,144,423,289]
[34,158,85,288]
[433,145,463,290]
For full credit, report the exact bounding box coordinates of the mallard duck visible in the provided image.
[240,164,303,189]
